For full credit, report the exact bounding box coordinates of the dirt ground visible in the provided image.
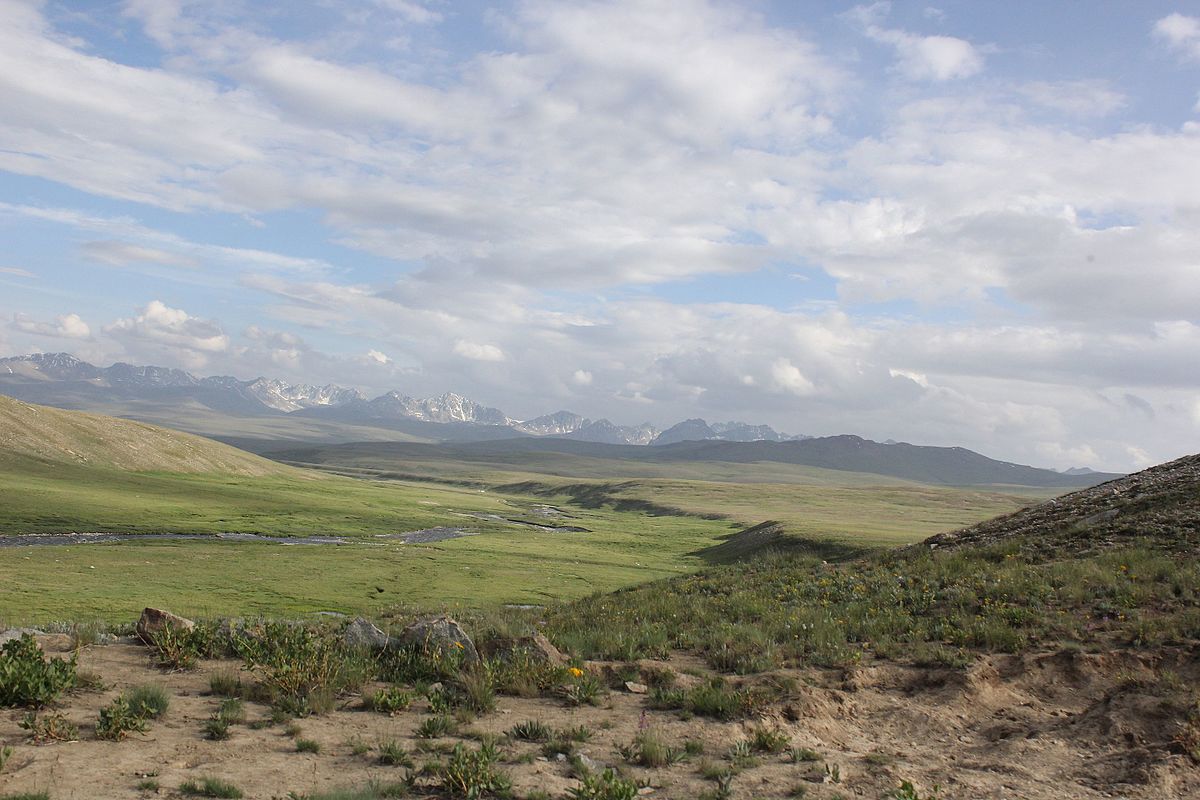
[1,635,1197,800]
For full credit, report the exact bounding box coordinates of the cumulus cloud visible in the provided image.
[851,3,984,81]
[1154,12,1200,60]
[105,300,229,368]
[1,2,1198,471]
[11,312,91,340]
[453,340,506,362]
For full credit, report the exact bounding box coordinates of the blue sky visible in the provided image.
[2,0,1200,471]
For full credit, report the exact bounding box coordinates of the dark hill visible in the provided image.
[270,434,1120,488]
[925,452,1200,555]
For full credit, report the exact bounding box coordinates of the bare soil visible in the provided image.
[1,635,1197,800]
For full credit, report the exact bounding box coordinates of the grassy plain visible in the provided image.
[0,398,1053,624]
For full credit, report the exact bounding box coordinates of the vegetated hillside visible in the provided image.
[0,395,288,476]
[926,451,1200,555]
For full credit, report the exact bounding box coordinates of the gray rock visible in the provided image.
[400,615,479,664]
[135,607,194,644]
[479,632,566,666]
[0,628,44,647]
[342,617,395,651]
[624,681,649,694]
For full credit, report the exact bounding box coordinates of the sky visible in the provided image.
[2,0,1200,472]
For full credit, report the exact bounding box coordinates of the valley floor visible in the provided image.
[1,634,1196,800]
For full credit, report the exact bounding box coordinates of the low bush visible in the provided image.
[19,710,79,742]
[179,776,243,798]
[124,684,170,719]
[0,634,77,708]
[234,623,373,716]
[96,697,148,741]
[430,741,511,799]
[363,686,411,714]
[566,768,639,800]
[620,729,680,767]
[507,719,552,742]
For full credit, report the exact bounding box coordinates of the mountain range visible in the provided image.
[0,353,802,447]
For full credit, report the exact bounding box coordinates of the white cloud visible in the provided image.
[11,312,92,340]
[770,358,818,396]
[572,369,593,386]
[82,240,198,268]
[0,266,35,278]
[366,349,391,364]
[105,300,229,368]
[1154,12,1200,60]
[453,340,506,362]
[1019,80,1125,117]
[852,4,984,81]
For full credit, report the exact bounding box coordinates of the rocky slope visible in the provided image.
[926,452,1200,555]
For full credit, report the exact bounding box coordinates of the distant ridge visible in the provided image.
[276,435,1122,488]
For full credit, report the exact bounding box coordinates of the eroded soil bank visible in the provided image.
[1,634,1197,799]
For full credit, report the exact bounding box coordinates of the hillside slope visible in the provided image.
[0,394,290,476]
[926,451,1200,555]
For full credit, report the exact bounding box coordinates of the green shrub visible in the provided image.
[377,738,413,767]
[234,623,373,716]
[97,697,148,741]
[508,719,552,742]
[0,633,78,708]
[209,669,244,697]
[179,776,244,798]
[748,725,789,753]
[431,741,511,799]
[566,768,639,800]
[296,738,321,754]
[363,686,411,714]
[649,678,757,720]
[0,745,12,772]
[204,717,231,741]
[149,623,203,670]
[894,780,939,800]
[216,698,245,724]
[620,729,679,767]
[124,684,170,719]
[561,670,606,707]
[416,714,457,739]
[452,668,497,714]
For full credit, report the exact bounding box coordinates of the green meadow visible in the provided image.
[0,406,1052,624]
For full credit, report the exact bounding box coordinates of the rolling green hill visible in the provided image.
[0,394,291,476]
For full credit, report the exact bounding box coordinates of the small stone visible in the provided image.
[624,681,649,694]
[637,788,655,796]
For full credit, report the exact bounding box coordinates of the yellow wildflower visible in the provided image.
[568,667,584,678]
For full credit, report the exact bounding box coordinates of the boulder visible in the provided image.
[135,607,194,644]
[479,632,566,666]
[624,681,649,694]
[342,617,396,651]
[400,615,478,664]
[0,628,44,648]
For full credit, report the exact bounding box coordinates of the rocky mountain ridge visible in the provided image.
[0,353,694,446]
